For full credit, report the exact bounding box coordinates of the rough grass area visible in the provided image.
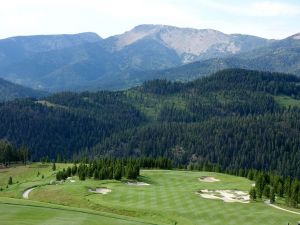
[0,164,299,225]
[275,95,300,108]
[125,90,187,120]
[0,198,155,225]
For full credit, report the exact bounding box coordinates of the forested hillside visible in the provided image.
[1,69,300,177]
[0,93,145,159]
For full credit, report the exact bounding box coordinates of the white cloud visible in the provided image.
[0,0,209,38]
[200,0,300,17]
[252,1,300,16]
[0,0,299,39]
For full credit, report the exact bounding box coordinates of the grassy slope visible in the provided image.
[0,198,155,225]
[0,163,70,197]
[275,95,300,108]
[0,164,161,225]
[1,164,299,225]
[125,90,187,120]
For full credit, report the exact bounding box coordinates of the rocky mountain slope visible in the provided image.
[104,24,271,63]
[143,32,300,82]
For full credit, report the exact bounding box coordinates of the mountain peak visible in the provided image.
[132,24,222,33]
[109,24,268,63]
[291,33,300,40]
[132,24,164,32]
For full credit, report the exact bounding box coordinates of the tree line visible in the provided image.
[56,157,172,181]
[0,140,30,165]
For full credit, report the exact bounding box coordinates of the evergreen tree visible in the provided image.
[56,171,61,181]
[67,167,72,177]
[113,164,122,180]
[52,162,56,171]
[249,187,257,201]
[270,188,275,204]
[93,169,99,180]
[256,174,266,198]
[78,164,86,181]
[276,182,284,197]
[290,180,300,207]
[71,164,77,176]
[263,185,271,198]
[8,176,12,185]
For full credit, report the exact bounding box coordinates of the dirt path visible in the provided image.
[265,201,300,215]
[22,187,35,199]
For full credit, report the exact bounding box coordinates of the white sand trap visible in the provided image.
[66,177,75,183]
[23,187,36,199]
[199,176,220,183]
[88,188,111,194]
[197,189,249,203]
[127,182,150,186]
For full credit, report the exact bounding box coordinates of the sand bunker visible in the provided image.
[88,188,111,194]
[199,176,220,183]
[66,177,75,183]
[197,189,249,203]
[127,182,150,186]
[23,187,36,199]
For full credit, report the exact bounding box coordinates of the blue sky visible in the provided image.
[0,0,299,39]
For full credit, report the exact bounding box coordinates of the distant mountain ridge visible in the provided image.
[0,32,102,66]
[0,77,47,101]
[104,24,272,63]
[0,24,299,92]
[147,33,300,82]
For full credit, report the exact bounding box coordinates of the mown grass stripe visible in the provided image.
[0,201,165,225]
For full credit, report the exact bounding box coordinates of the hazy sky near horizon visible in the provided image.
[0,0,299,39]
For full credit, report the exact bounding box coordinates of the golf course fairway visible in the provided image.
[0,164,299,225]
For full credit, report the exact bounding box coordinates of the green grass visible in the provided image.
[0,163,70,198]
[125,90,187,120]
[1,164,299,225]
[275,95,300,108]
[0,198,157,225]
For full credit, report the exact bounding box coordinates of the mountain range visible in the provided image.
[0,24,299,92]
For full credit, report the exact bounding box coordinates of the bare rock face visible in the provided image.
[107,24,269,63]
